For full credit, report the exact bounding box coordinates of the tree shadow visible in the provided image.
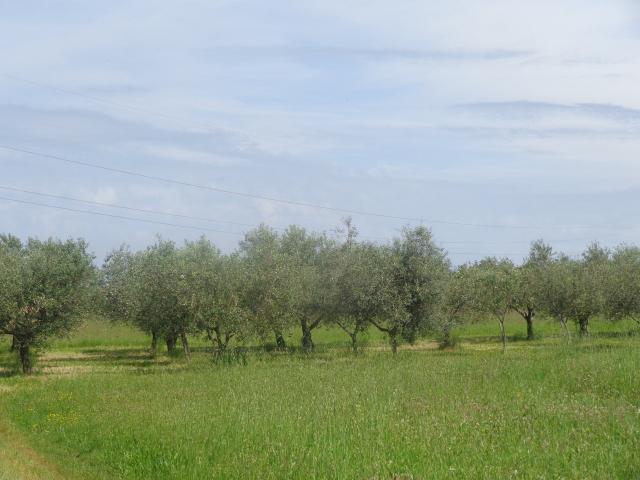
[0,368,19,378]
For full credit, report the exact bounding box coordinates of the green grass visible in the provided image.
[0,317,639,479]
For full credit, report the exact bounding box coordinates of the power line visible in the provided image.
[0,196,539,257]
[0,185,394,241]
[0,185,261,229]
[4,144,636,231]
[0,185,604,247]
[3,75,518,229]
[0,194,594,258]
[5,75,640,233]
[0,145,427,223]
[0,195,245,236]
[2,145,456,224]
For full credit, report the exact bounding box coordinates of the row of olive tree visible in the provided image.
[101,227,640,358]
[436,241,640,352]
[3,225,640,372]
[99,222,451,357]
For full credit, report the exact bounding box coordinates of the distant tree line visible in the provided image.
[1,222,639,373]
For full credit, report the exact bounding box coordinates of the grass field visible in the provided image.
[0,316,638,479]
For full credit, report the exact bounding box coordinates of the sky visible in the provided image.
[1,0,640,264]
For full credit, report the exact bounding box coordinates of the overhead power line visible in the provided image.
[0,194,591,258]
[0,195,244,236]
[4,144,635,231]
[6,74,640,234]
[0,183,601,246]
[0,185,261,229]
[0,184,390,240]
[0,145,436,224]
[0,195,531,256]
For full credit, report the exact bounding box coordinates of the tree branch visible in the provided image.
[369,318,391,334]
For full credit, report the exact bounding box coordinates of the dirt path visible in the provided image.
[0,416,70,480]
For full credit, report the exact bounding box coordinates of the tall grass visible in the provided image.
[0,319,638,479]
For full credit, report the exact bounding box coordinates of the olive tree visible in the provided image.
[538,248,605,339]
[602,245,640,329]
[0,235,24,351]
[0,237,94,373]
[239,226,295,350]
[367,252,410,355]
[102,239,194,358]
[0,244,21,351]
[538,254,575,339]
[326,236,379,353]
[511,240,554,340]
[280,226,333,352]
[101,245,136,325]
[434,265,476,348]
[571,243,608,336]
[391,226,450,343]
[332,242,403,354]
[365,227,449,355]
[181,238,249,354]
[472,258,516,353]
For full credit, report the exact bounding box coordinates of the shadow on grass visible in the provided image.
[461,334,550,345]
[37,349,174,370]
[0,368,19,378]
[0,351,20,377]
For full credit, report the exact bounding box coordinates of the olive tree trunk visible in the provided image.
[18,343,32,374]
[335,320,360,354]
[300,317,321,353]
[166,333,178,354]
[274,331,287,351]
[559,316,571,342]
[389,331,399,355]
[578,317,589,337]
[440,322,454,348]
[525,310,535,340]
[207,327,235,357]
[150,331,158,358]
[180,331,191,360]
[349,332,358,353]
[499,318,507,353]
[370,320,399,355]
[301,327,314,352]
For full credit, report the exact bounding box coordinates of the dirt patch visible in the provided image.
[0,419,72,480]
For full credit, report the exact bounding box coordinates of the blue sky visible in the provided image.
[1,0,640,263]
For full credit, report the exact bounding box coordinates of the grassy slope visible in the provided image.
[0,317,639,479]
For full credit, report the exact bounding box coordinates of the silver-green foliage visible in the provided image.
[366,227,450,353]
[239,226,297,349]
[510,240,554,340]
[470,257,516,352]
[0,236,94,372]
[602,245,640,327]
[180,238,249,353]
[102,238,193,357]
